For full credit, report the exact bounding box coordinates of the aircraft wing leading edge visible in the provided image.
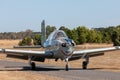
[72,46,120,58]
[0,49,53,58]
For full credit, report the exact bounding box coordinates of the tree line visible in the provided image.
[0,29,33,39]
[59,25,120,46]
[0,25,120,46]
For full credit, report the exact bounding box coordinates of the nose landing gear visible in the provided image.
[65,58,70,71]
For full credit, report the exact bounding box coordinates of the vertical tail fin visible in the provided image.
[41,20,46,47]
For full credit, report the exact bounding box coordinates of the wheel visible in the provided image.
[66,64,69,71]
[31,62,36,70]
[82,61,87,69]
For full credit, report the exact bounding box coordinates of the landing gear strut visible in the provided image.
[65,58,70,71]
[82,56,89,69]
[28,56,36,70]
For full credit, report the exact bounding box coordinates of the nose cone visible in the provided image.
[59,38,75,56]
[60,41,74,56]
[60,44,74,56]
[65,45,73,53]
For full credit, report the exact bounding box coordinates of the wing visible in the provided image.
[70,46,120,60]
[0,49,53,58]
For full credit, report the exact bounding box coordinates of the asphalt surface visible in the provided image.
[0,60,120,80]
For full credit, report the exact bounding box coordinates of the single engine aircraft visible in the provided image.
[0,20,120,71]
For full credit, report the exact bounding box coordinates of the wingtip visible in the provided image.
[115,46,120,49]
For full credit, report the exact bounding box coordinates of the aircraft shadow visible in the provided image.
[0,66,60,71]
[0,66,120,71]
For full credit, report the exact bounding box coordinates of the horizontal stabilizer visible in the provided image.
[13,45,41,48]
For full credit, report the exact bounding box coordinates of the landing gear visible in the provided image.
[82,61,88,69]
[31,62,36,70]
[82,56,89,69]
[66,64,69,71]
[28,56,36,70]
[65,58,70,71]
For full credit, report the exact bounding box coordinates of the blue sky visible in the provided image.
[0,0,120,32]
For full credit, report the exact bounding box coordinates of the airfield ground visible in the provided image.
[0,40,120,80]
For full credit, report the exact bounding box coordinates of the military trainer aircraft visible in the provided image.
[0,20,120,71]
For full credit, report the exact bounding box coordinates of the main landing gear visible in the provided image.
[65,56,89,71]
[30,62,36,70]
[82,56,89,69]
[28,56,36,70]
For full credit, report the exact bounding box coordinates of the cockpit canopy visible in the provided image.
[47,30,68,41]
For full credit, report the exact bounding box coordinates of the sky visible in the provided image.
[0,0,120,32]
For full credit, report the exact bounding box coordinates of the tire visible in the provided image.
[82,61,87,69]
[31,62,36,70]
[66,64,69,71]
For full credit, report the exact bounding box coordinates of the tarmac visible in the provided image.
[0,60,120,80]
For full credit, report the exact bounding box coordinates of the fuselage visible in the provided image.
[44,30,76,60]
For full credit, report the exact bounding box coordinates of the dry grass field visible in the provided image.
[0,40,20,48]
[0,40,119,80]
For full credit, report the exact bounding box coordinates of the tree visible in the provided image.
[33,34,41,45]
[87,30,102,43]
[19,37,32,46]
[87,30,96,43]
[95,31,102,43]
[76,26,88,44]
[71,29,79,44]
[46,25,56,38]
[112,30,120,46]
[95,27,112,43]
[24,29,33,38]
